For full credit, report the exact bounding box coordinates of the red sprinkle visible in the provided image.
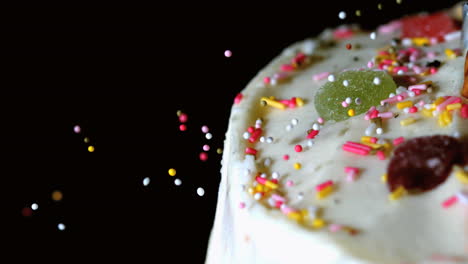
[245,147,258,155]
[281,64,295,72]
[344,166,360,174]
[199,152,208,161]
[393,137,405,146]
[409,106,418,113]
[442,195,458,209]
[248,128,263,143]
[179,124,187,131]
[461,104,468,119]
[263,77,271,84]
[294,145,303,152]
[376,150,386,160]
[283,154,290,161]
[247,126,255,133]
[346,43,352,50]
[307,129,319,139]
[234,93,243,104]
[315,180,334,191]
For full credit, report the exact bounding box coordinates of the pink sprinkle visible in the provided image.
[179,124,187,131]
[273,72,289,81]
[393,137,405,146]
[376,150,386,160]
[313,72,330,81]
[263,77,271,84]
[234,93,243,104]
[179,113,188,123]
[202,144,210,151]
[341,101,349,108]
[436,96,461,111]
[426,51,437,59]
[281,205,295,215]
[417,100,425,107]
[199,152,208,161]
[429,67,438,74]
[292,53,306,65]
[283,154,290,161]
[271,194,286,202]
[412,65,423,74]
[367,61,374,68]
[329,224,343,232]
[201,125,209,133]
[239,202,246,209]
[461,104,468,119]
[413,89,423,96]
[333,28,354,39]
[409,106,418,113]
[344,166,359,174]
[286,180,294,187]
[442,195,458,209]
[317,117,324,124]
[224,50,232,58]
[315,180,334,191]
[256,176,267,185]
[346,173,357,182]
[294,145,303,152]
[396,93,408,101]
[342,145,370,155]
[378,112,394,119]
[73,125,81,134]
[344,141,372,151]
[281,64,295,72]
[378,20,402,34]
[245,147,257,155]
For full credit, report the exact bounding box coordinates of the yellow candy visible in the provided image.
[361,142,384,150]
[434,97,446,106]
[264,180,278,190]
[447,103,462,111]
[294,163,302,170]
[88,146,95,152]
[381,173,388,183]
[260,97,286,110]
[445,48,456,59]
[347,109,355,117]
[312,218,326,229]
[456,170,468,184]
[396,101,413,110]
[412,37,429,46]
[295,97,304,107]
[288,212,303,221]
[400,117,416,126]
[168,168,176,176]
[52,190,63,201]
[316,185,334,200]
[421,108,434,117]
[389,186,407,201]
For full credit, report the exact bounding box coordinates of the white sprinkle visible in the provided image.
[260,136,265,143]
[456,190,468,204]
[328,74,335,82]
[453,131,461,138]
[266,137,274,143]
[312,123,320,131]
[424,104,433,109]
[397,70,404,75]
[243,132,250,139]
[444,31,461,42]
[376,127,383,135]
[307,139,314,147]
[256,118,263,125]
[73,125,81,134]
[427,87,433,93]
[370,32,377,40]
[408,91,416,97]
[365,123,376,136]
[268,198,276,207]
[264,158,271,167]
[297,192,304,200]
[355,98,362,105]
[31,203,39,211]
[286,124,293,131]
[205,133,213,140]
[343,80,349,87]
[389,93,395,98]
[302,40,316,55]
[308,206,318,218]
[254,192,263,200]
[402,38,412,46]
[271,172,280,179]
[403,107,410,114]
[270,78,277,86]
[197,187,205,196]
[373,77,381,85]
[58,223,66,231]
[345,97,352,104]
[143,177,150,186]
[291,118,299,126]
[338,11,346,20]
[260,173,267,178]
[174,178,182,186]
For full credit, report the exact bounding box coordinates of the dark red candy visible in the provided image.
[387,135,463,193]
[401,12,458,39]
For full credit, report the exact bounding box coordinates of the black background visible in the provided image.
[1,0,460,262]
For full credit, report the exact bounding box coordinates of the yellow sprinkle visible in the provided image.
[389,186,407,201]
[442,110,452,124]
[383,142,392,151]
[84,137,90,143]
[412,37,429,46]
[377,3,383,10]
[456,170,468,184]
[421,108,434,117]
[386,65,394,73]
[434,97,446,106]
[264,180,278,190]
[447,103,462,111]
[52,190,63,201]
[381,173,388,183]
[176,110,182,116]
[396,101,413,110]
[347,109,355,117]
[216,148,223,154]
[295,97,304,107]
[312,218,326,229]
[400,117,416,126]
[168,168,176,176]
[316,185,334,200]
[294,162,302,170]
[361,136,373,143]
[361,142,384,150]
[288,212,303,221]
[355,10,361,16]
[300,209,309,218]
[445,48,456,59]
[255,184,265,192]
[438,113,447,127]
[396,0,402,4]
[88,146,95,152]
[260,97,286,110]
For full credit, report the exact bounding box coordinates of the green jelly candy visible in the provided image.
[314,70,396,122]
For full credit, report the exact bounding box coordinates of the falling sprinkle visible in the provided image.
[373,77,381,85]
[205,133,213,140]
[52,190,63,202]
[178,113,188,123]
[396,0,402,3]
[168,168,176,176]
[197,187,205,197]
[143,177,150,186]
[217,148,223,154]
[31,203,38,211]
[57,223,66,231]
[22,207,32,217]
[345,43,352,50]
[88,146,95,152]
[355,10,361,16]
[239,202,246,209]
[174,178,182,186]
[377,3,383,10]
[201,125,209,133]
[224,50,232,58]
[84,137,90,143]
[203,144,210,151]
[200,152,208,161]
[370,32,377,40]
[179,124,187,131]
[338,11,346,20]
[73,125,81,134]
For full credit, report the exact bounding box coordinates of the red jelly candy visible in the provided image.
[401,12,458,39]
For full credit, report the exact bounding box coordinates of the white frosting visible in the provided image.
[206,10,468,264]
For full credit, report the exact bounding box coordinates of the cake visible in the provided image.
[206,3,468,263]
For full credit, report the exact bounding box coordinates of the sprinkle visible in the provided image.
[312,123,320,131]
[197,187,205,196]
[178,113,188,123]
[338,11,346,20]
[57,223,66,231]
[271,172,280,179]
[461,104,468,118]
[174,178,182,186]
[393,137,405,146]
[316,180,334,192]
[199,152,208,161]
[377,112,393,119]
[84,137,90,143]
[205,133,213,140]
[73,125,81,133]
[355,98,362,105]
[361,136,377,144]
[312,218,326,229]
[201,126,209,133]
[217,148,223,154]
[283,154,290,160]
[291,118,299,126]
[293,163,302,170]
[436,96,461,111]
[260,97,286,110]
[345,97,352,104]
[286,180,294,187]
[307,129,319,139]
[455,170,468,184]
[328,74,336,82]
[442,195,458,208]
[234,93,243,104]
[381,173,388,182]
[373,77,381,85]
[179,124,187,131]
[456,191,468,204]
[376,150,386,160]
[376,128,383,135]
[316,185,334,200]
[286,124,293,131]
[203,144,210,151]
[31,203,39,210]
[245,147,257,155]
[168,168,176,176]
[447,103,462,111]
[52,190,63,201]
[239,202,246,209]
[224,50,232,57]
[342,144,370,155]
[400,117,416,126]
[345,43,352,50]
[445,48,456,59]
[294,145,303,152]
[313,72,330,81]
[347,109,355,117]
[329,224,343,232]
[370,32,377,40]
[341,101,349,108]
[88,145,95,152]
[143,177,150,186]
[367,61,374,68]
[263,77,271,84]
[344,141,372,151]
[408,106,418,113]
[266,137,274,143]
[444,31,461,42]
[396,101,413,110]
[355,10,361,16]
[408,84,427,91]
[389,186,406,201]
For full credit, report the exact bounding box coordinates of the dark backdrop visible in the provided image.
[1,0,460,262]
